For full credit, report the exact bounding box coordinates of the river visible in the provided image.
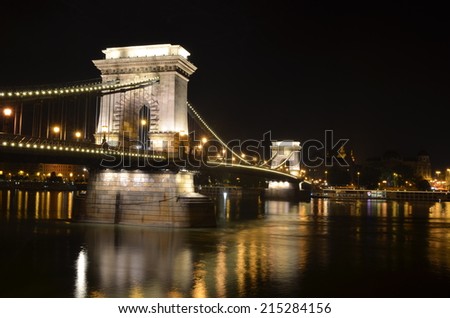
[0,189,449,297]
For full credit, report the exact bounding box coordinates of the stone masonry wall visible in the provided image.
[82,169,215,227]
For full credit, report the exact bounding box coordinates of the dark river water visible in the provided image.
[0,189,449,298]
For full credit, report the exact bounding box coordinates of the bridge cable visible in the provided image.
[269,151,296,170]
[0,77,160,100]
[186,103,303,181]
[187,102,253,166]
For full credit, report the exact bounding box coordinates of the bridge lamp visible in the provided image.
[52,126,61,139]
[3,107,12,117]
[201,137,207,144]
[75,131,82,141]
[2,107,13,133]
[221,149,226,159]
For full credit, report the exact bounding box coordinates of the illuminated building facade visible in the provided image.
[92,44,197,153]
[269,141,301,176]
[415,150,432,180]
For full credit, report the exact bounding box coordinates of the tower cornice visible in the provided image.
[92,44,197,78]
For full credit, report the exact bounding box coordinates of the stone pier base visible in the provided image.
[80,169,216,227]
[265,181,311,202]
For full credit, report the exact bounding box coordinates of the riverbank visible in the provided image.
[312,188,450,201]
[0,180,86,191]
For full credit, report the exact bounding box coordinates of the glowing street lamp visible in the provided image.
[357,171,360,188]
[2,107,13,133]
[3,108,12,117]
[52,126,61,139]
[75,131,82,142]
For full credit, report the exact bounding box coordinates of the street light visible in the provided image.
[75,131,82,142]
[357,171,360,188]
[52,126,60,139]
[3,108,12,117]
[2,107,13,133]
[221,149,226,161]
[197,137,208,162]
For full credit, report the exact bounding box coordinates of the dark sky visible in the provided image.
[1,0,449,169]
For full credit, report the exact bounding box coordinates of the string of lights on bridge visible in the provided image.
[0,137,166,160]
[0,77,160,99]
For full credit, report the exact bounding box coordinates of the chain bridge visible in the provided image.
[0,44,309,227]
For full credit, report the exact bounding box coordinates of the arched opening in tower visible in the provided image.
[138,105,151,150]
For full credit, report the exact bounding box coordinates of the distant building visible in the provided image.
[361,149,435,190]
[414,150,432,181]
[368,150,432,180]
[37,164,88,181]
[270,141,301,176]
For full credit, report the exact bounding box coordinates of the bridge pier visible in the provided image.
[265,181,311,202]
[80,169,216,227]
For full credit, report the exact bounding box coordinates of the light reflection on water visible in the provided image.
[0,189,450,297]
[0,189,73,221]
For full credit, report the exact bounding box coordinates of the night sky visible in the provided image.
[1,0,449,169]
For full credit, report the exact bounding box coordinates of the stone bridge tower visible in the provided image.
[270,141,302,176]
[92,44,197,152]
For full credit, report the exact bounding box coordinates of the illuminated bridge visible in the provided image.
[0,44,308,227]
